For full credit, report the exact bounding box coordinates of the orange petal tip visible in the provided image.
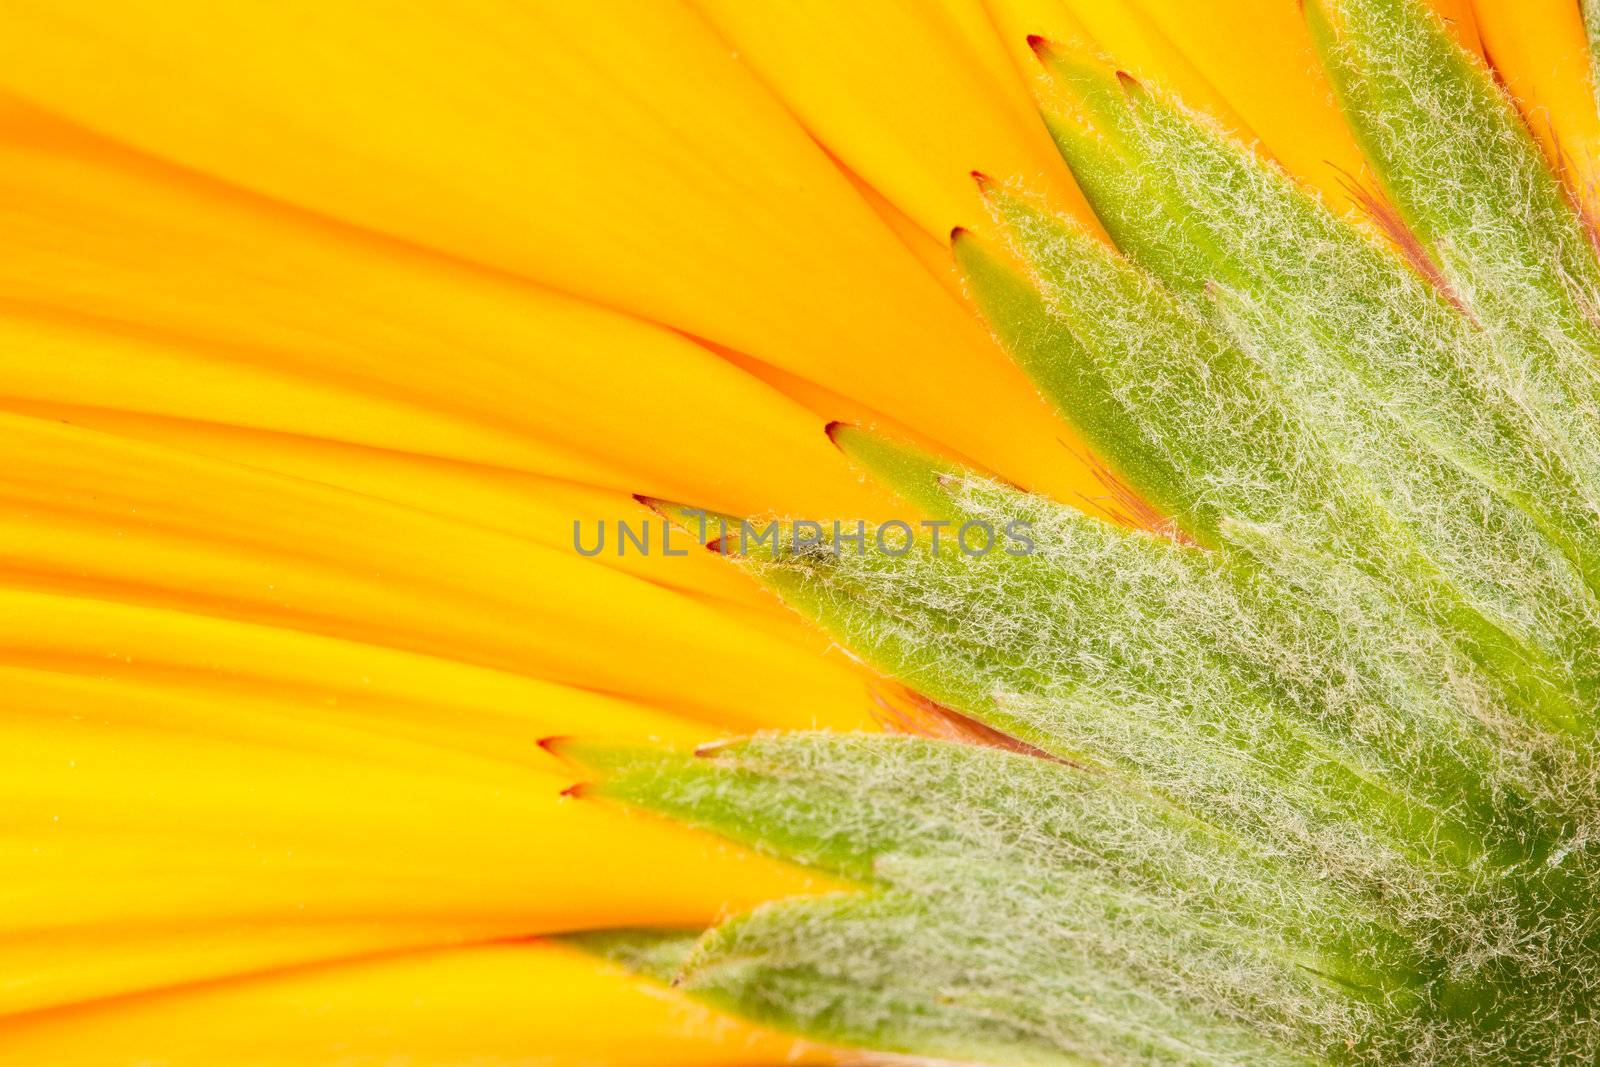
[537,734,574,758]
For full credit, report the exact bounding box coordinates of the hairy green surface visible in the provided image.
[580,2,1600,1063]
[1589,0,1600,117]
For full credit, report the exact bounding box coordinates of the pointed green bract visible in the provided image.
[589,6,1600,1063]
[1024,36,1600,731]
[1307,0,1600,592]
[580,734,1415,1066]
[680,884,1326,1067]
[973,181,1364,552]
[637,427,1600,1058]
[953,222,1198,541]
[559,929,702,986]
[824,420,970,523]
[1308,0,1600,359]
[745,478,1551,847]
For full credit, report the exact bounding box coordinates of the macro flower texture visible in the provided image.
[15,0,1600,1063]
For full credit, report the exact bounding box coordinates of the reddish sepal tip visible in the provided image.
[705,535,739,556]
[536,734,572,756]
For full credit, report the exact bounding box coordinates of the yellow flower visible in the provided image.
[2,0,1599,1063]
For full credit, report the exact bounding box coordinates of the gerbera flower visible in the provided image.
[4,0,1600,1063]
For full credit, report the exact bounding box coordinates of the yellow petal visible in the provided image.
[0,941,842,1066]
[1470,0,1600,216]
[0,103,888,522]
[0,3,1104,508]
[0,400,780,611]
[0,590,706,761]
[1426,0,1485,56]
[931,0,1056,111]
[1122,0,1372,210]
[0,414,877,730]
[0,921,516,1021]
[835,160,972,302]
[690,0,1097,238]
[984,0,1256,143]
[0,664,848,1012]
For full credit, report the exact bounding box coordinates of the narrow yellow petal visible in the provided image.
[0,414,877,729]
[718,351,987,495]
[1124,0,1372,210]
[0,3,1106,507]
[0,941,843,1066]
[835,160,971,302]
[0,591,706,761]
[0,401,779,610]
[928,0,1054,112]
[0,921,517,1020]
[1471,0,1600,215]
[985,0,1256,142]
[0,670,848,1012]
[690,0,1097,238]
[0,106,888,521]
[0,653,704,773]
[1426,0,1485,55]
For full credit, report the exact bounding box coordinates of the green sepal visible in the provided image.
[824,420,973,524]
[578,734,1422,1065]
[1029,43,1600,732]
[559,928,702,986]
[1307,0,1600,358]
[559,738,884,882]
[951,223,1194,541]
[1305,0,1600,595]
